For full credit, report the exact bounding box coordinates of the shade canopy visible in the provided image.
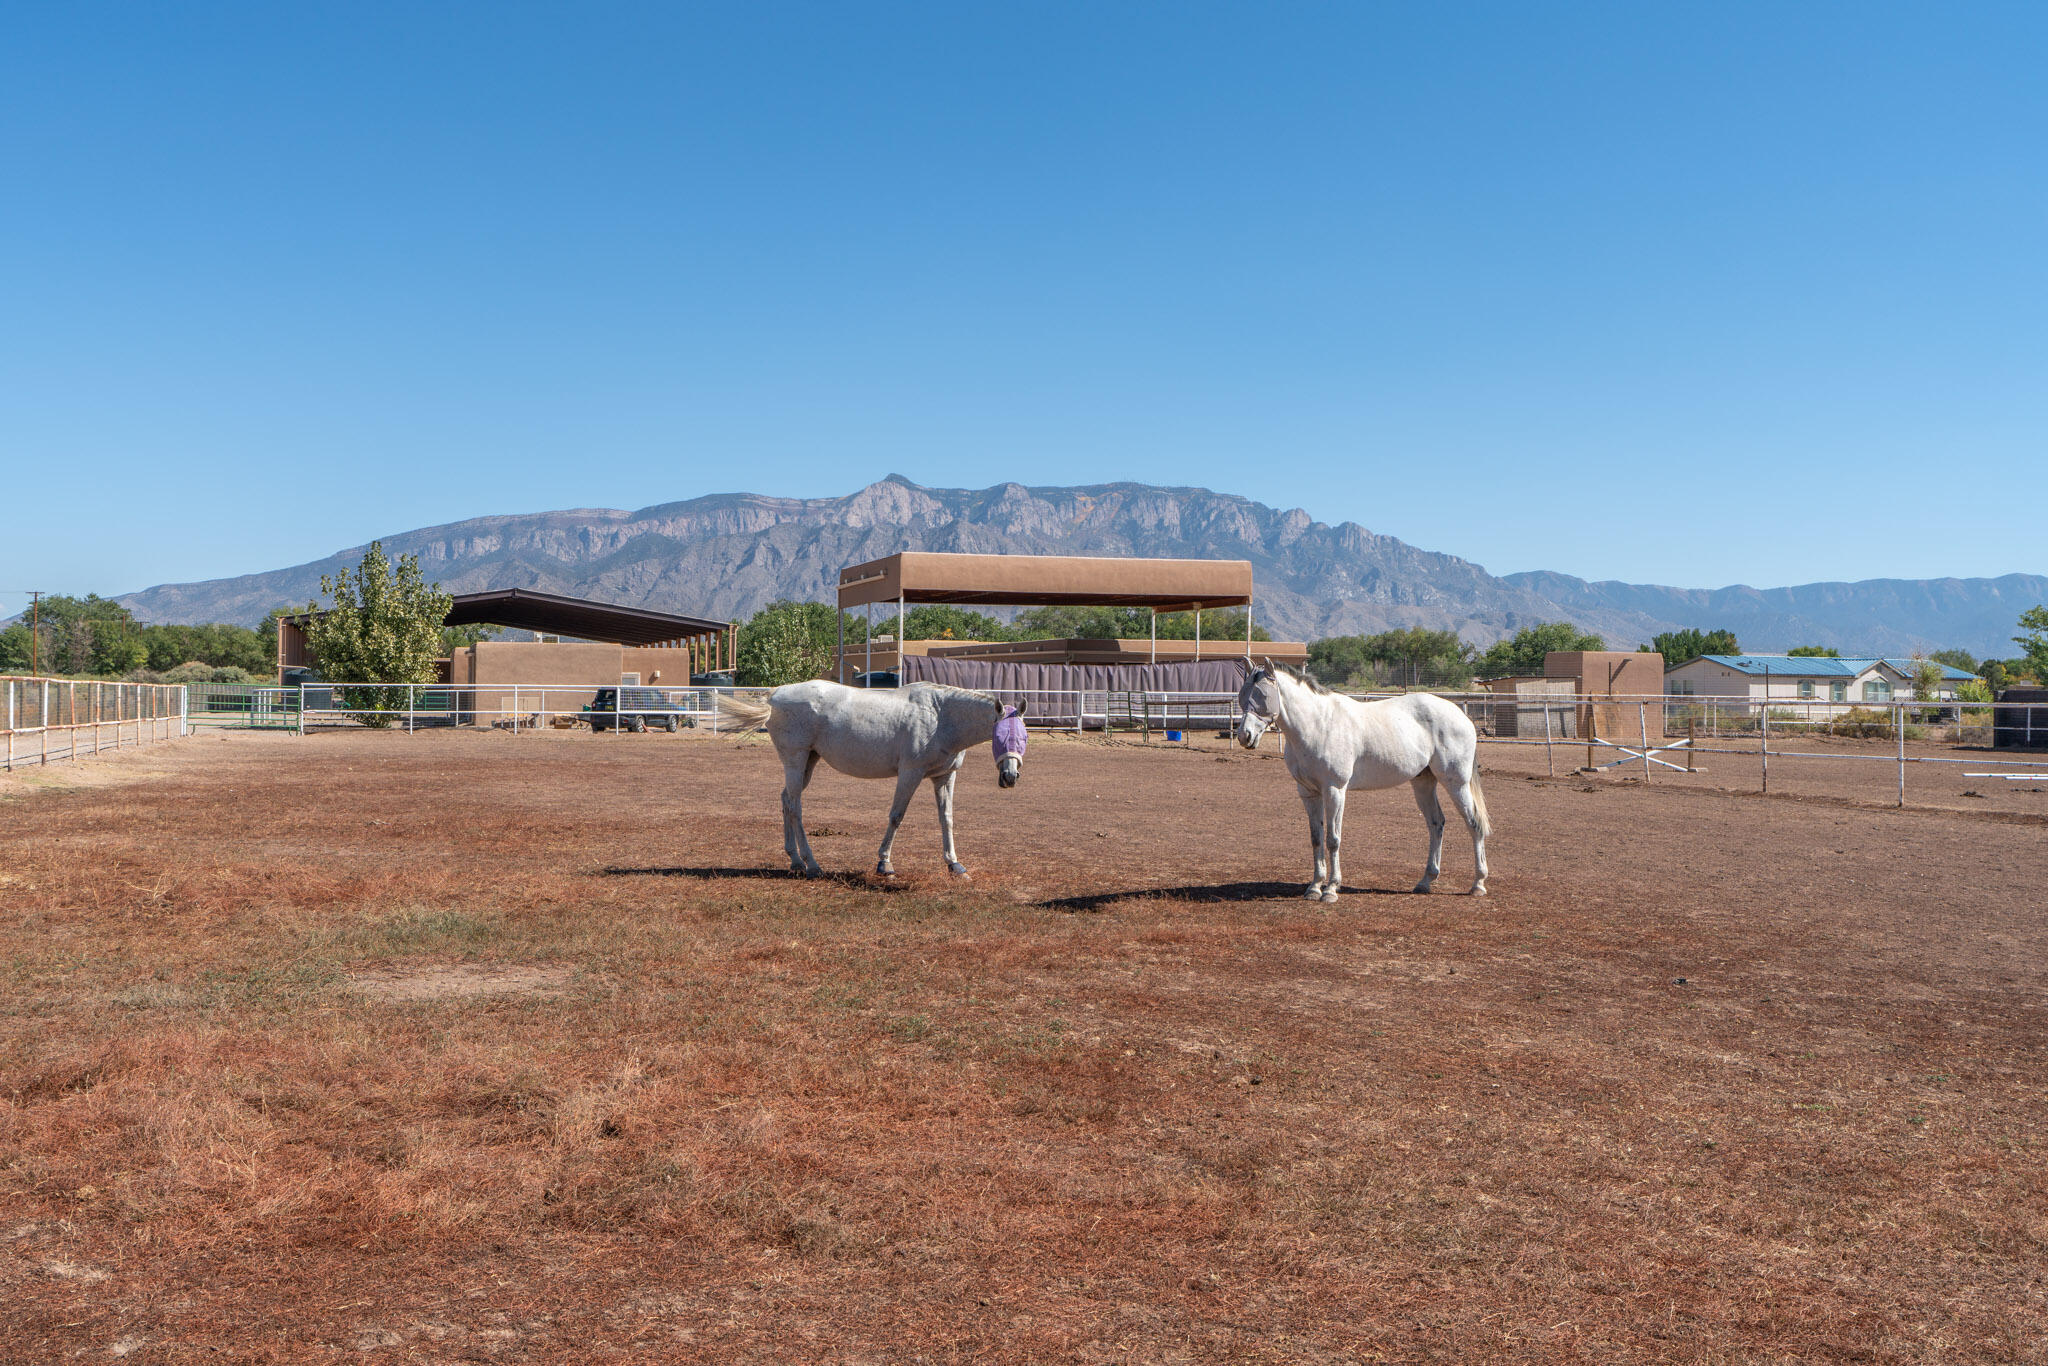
[290,588,727,646]
[837,552,1253,613]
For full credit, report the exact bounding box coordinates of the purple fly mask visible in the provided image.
[993,706,1027,788]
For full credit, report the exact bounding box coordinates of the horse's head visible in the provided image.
[992,700,1028,787]
[1234,660,1282,749]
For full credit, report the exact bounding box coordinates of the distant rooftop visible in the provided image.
[1681,654,1975,681]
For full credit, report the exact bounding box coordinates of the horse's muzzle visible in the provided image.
[997,757,1021,788]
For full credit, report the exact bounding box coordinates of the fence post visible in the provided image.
[1760,700,1769,795]
[1897,701,1906,808]
[1543,701,1554,777]
[1639,702,1652,782]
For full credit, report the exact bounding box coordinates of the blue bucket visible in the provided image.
[1166,729,1183,742]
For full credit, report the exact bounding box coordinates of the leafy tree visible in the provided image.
[440,623,503,652]
[301,542,454,726]
[1977,658,2011,691]
[898,606,1015,642]
[1906,653,1946,702]
[22,594,148,676]
[1639,628,1738,667]
[1009,604,1269,643]
[1931,648,1979,674]
[136,621,273,675]
[2015,605,2048,683]
[1787,645,1840,657]
[1474,622,1603,678]
[0,623,31,674]
[736,601,866,687]
[1308,628,1472,688]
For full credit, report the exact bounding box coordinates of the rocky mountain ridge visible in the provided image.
[114,477,2045,657]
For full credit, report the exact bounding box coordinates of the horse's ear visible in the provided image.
[1014,697,1028,717]
[1235,657,1253,678]
[1260,656,1279,679]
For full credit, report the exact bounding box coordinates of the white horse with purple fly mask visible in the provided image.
[717,681,1027,879]
[1234,660,1490,901]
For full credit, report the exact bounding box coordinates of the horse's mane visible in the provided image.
[1271,661,1333,696]
[908,681,1003,707]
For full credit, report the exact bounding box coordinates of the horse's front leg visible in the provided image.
[873,769,923,876]
[1296,782,1327,899]
[930,770,968,878]
[1320,786,1347,904]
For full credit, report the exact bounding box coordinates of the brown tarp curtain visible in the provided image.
[901,656,1246,727]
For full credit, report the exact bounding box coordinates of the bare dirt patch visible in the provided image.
[345,962,577,1002]
[1,725,2043,1362]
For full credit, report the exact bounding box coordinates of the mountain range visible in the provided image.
[114,477,2044,658]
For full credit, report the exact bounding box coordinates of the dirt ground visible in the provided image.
[3,726,2044,1362]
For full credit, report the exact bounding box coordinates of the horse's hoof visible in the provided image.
[948,862,971,880]
[875,865,896,878]
[1319,889,1339,904]
[1412,880,1434,894]
[1302,886,1324,901]
[1470,882,1488,897]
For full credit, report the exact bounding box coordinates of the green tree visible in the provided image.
[1906,653,1946,704]
[302,542,454,726]
[27,594,147,676]
[1977,658,2011,691]
[1308,628,1471,688]
[1010,604,1269,643]
[0,623,32,674]
[898,606,1015,642]
[1639,628,1738,668]
[1474,622,1603,678]
[1931,648,1979,674]
[735,600,866,687]
[1787,645,1840,657]
[2015,605,2048,683]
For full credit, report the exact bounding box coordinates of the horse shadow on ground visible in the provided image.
[596,865,921,891]
[1037,881,1408,913]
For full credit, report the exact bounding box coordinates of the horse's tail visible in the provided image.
[714,691,775,735]
[1467,769,1492,839]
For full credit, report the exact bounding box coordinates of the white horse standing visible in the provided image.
[717,681,1026,879]
[1234,662,1490,901]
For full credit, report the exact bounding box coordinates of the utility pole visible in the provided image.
[27,591,44,678]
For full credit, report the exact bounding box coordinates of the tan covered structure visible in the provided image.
[834,552,1263,683]
[841,636,1307,676]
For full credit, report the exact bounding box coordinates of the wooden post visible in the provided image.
[1687,716,1696,772]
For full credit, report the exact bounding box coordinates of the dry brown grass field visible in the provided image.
[3,726,2044,1362]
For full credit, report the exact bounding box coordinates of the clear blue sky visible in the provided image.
[3,2,2043,612]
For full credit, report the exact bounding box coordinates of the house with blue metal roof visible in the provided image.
[1664,653,1977,711]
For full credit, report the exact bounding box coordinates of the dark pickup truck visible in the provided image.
[584,687,693,733]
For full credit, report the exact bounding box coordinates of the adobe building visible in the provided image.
[1544,650,1666,744]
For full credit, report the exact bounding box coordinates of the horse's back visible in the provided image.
[768,680,939,778]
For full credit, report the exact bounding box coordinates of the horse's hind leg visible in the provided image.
[1440,772,1489,896]
[1296,782,1328,900]
[1410,772,1446,893]
[782,751,824,877]
[931,770,968,878]
[873,769,923,876]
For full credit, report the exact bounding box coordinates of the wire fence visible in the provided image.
[145,678,2048,809]
[1,676,189,770]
